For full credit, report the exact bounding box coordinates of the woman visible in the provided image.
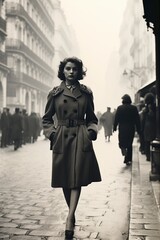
[42,57,101,239]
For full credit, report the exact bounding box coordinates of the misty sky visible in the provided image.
[60,0,128,112]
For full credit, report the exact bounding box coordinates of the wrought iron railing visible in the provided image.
[0,16,6,34]
[0,50,7,65]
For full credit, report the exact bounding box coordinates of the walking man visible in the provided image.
[113,94,141,165]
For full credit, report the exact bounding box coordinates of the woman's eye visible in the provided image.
[65,67,77,71]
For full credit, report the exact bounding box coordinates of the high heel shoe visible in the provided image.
[65,229,74,239]
[65,218,74,239]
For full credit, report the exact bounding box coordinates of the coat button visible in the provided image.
[64,110,67,114]
[64,99,67,103]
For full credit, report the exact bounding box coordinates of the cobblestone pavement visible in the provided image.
[0,131,131,240]
[129,141,160,240]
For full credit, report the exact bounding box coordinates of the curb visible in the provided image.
[128,143,160,240]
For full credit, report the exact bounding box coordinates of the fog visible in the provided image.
[60,0,129,112]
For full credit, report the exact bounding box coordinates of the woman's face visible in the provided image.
[63,62,78,84]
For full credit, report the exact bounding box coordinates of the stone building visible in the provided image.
[0,0,8,110]
[119,0,155,101]
[5,0,55,115]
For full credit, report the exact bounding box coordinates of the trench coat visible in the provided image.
[113,103,141,148]
[42,81,101,188]
[100,111,113,136]
[12,112,23,141]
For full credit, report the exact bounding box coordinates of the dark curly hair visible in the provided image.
[57,57,87,81]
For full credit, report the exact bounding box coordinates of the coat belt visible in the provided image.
[58,119,86,127]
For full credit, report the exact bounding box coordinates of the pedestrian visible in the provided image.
[138,99,146,155]
[113,94,141,165]
[100,107,113,142]
[0,107,9,148]
[42,57,101,239]
[12,108,23,150]
[22,109,29,145]
[6,108,12,146]
[28,112,38,143]
[141,93,156,161]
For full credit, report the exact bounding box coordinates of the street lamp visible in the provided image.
[142,0,160,180]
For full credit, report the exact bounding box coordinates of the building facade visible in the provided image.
[52,0,79,86]
[119,0,155,102]
[0,0,8,110]
[5,0,55,115]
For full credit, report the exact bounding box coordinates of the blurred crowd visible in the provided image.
[0,107,42,151]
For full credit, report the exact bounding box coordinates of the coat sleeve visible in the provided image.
[42,93,56,139]
[113,107,119,131]
[85,92,98,135]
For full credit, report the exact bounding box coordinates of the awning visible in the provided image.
[137,79,156,97]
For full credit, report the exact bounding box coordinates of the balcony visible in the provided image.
[6,2,54,52]
[0,50,7,65]
[6,39,54,75]
[8,70,51,93]
[0,16,7,35]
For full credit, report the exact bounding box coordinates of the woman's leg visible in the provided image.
[62,188,71,208]
[68,188,81,219]
[66,187,81,230]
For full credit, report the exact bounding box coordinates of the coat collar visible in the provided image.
[60,81,82,99]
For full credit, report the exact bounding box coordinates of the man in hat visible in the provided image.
[113,94,141,165]
[12,108,23,150]
[100,107,114,142]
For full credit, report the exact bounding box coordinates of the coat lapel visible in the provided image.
[61,82,82,99]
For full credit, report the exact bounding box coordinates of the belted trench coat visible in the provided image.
[42,81,101,188]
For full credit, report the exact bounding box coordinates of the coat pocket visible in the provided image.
[82,126,93,152]
[52,127,63,154]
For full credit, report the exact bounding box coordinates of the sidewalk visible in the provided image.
[129,141,160,240]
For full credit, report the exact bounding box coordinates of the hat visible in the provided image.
[121,94,132,104]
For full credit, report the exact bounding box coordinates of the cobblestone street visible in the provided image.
[0,131,131,240]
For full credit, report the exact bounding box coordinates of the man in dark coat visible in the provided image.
[22,109,29,144]
[141,93,156,161]
[0,107,9,148]
[113,94,141,165]
[12,108,23,150]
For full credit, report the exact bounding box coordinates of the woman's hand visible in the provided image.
[88,130,97,141]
